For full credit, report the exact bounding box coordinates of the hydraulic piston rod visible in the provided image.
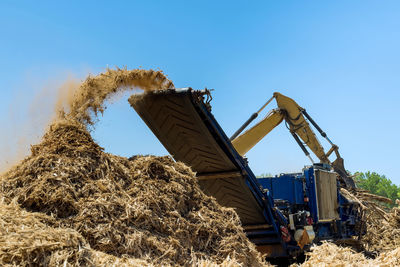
[230,95,275,141]
[301,109,334,146]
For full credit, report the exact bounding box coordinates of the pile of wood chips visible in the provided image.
[296,242,400,267]
[0,69,273,266]
[0,119,267,266]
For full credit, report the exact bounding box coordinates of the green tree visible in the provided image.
[354,171,400,207]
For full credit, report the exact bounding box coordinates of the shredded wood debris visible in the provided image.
[0,68,268,266]
[294,242,400,267]
[354,190,400,253]
[58,68,175,125]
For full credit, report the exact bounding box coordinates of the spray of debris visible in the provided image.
[58,68,174,125]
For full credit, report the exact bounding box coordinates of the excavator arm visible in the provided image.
[231,109,284,156]
[231,92,356,189]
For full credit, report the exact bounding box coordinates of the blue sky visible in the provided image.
[1,1,399,184]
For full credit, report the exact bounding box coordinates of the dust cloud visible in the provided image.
[0,76,81,173]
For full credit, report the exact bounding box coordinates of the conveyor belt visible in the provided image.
[130,88,272,226]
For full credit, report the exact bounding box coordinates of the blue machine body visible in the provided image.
[258,164,361,249]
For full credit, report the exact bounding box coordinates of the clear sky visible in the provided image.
[1,1,399,184]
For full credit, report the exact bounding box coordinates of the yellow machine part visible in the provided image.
[231,109,284,156]
[273,92,329,163]
[231,92,329,164]
[230,91,358,188]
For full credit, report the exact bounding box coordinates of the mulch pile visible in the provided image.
[295,242,400,267]
[0,68,267,266]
